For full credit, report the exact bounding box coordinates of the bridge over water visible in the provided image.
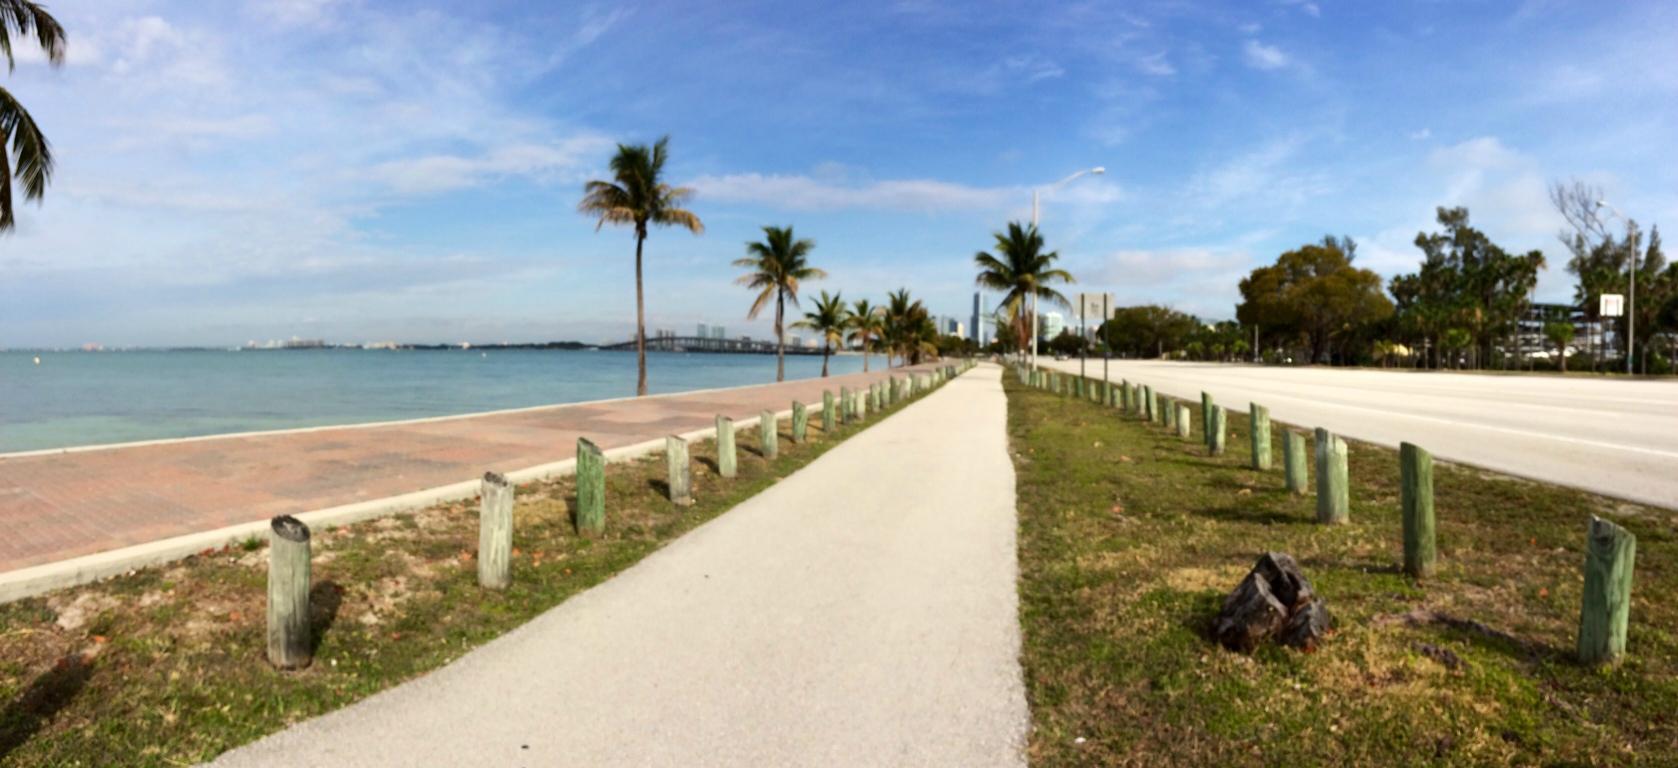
[600,335,825,355]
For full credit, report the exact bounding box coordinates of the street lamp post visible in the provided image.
[1596,200,1635,374]
[1029,166,1104,370]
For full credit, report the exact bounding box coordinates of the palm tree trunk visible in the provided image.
[775,290,786,382]
[634,229,648,397]
[821,344,830,377]
[862,340,870,372]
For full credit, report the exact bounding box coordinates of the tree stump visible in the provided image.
[1214,552,1332,653]
[267,515,312,670]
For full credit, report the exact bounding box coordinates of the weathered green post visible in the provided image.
[1578,516,1636,665]
[1314,428,1348,524]
[716,415,737,478]
[1152,391,1164,425]
[822,391,835,432]
[267,514,312,670]
[855,391,868,420]
[1119,380,1130,411]
[1209,405,1227,455]
[791,401,808,442]
[840,387,853,422]
[1201,392,1214,441]
[1176,404,1191,439]
[1161,398,1174,430]
[1400,442,1434,577]
[666,435,692,507]
[478,472,514,589]
[759,410,778,460]
[1283,430,1308,494]
[1250,404,1272,471]
[576,437,606,535]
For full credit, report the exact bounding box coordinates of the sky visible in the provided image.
[1,0,1674,348]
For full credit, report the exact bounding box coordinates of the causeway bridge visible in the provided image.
[600,335,825,355]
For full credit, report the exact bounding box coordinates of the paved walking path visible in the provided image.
[210,364,1025,767]
[0,365,935,575]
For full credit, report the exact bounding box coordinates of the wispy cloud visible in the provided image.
[689,173,1017,213]
[1243,39,1289,70]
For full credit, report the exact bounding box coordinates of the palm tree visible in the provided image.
[847,298,884,372]
[793,290,846,377]
[882,288,939,366]
[735,225,825,381]
[0,1,66,231]
[973,221,1075,362]
[579,136,703,396]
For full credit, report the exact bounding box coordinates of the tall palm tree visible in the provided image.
[881,288,938,366]
[0,1,66,231]
[973,221,1075,362]
[735,225,825,381]
[793,290,846,377]
[847,298,884,372]
[579,136,703,396]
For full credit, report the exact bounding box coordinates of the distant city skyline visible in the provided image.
[3,1,1673,347]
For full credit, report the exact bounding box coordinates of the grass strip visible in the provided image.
[1009,373,1678,766]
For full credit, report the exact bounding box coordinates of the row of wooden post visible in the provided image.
[264,361,973,669]
[1020,363,1638,666]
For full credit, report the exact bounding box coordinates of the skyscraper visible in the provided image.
[971,293,991,346]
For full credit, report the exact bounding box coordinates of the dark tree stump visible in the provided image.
[1214,572,1287,652]
[1214,551,1333,653]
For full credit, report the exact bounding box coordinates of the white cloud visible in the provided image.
[1002,54,1065,82]
[1089,247,1254,318]
[1243,40,1289,70]
[1280,0,1322,18]
[690,173,1017,213]
[1136,51,1175,77]
[1408,128,1432,141]
[368,136,613,195]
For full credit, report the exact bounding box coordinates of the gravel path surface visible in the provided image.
[1042,358,1678,509]
[209,363,1026,767]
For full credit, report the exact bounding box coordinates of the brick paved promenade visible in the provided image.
[0,365,931,574]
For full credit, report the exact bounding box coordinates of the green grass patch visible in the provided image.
[1009,373,1678,766]
[0,381,940,767]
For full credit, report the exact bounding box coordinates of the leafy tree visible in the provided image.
[880,289,939,366]
[1099,305,1199,358]
[1410,207,1544,369]
[1440,327,1472,368]
[973,222,1075,360]
[1236,236,1393,364]
[1544,321,1576,373]
[579,136,703,395]
[846,298,884,372]
[793,290,846,377]
[0,1,66,231]
[735,225,825,381]
[1046,329,1087,357]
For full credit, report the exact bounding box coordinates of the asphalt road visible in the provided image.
[1041,358,1678,510]
[209,364,1027,767]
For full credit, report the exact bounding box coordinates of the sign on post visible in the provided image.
[1600,293,1625,318]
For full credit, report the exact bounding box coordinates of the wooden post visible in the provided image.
[1152,391,1164,425]
[856,391,868,420]
[1283,430,1308,494]
[840,387,852,423]
[666,435,692,506]
[760,410,778,460]
[1578,515,1636,665]
[1119,380,1130,411]
[1209,405,1227,456]
[716,415,737,478]
[792,401,808,442]
[1314,428,1348,524]
[1250,404,1272,471]
[1176,404,1191,439]
[576,437,606,535]
[1400,442,1434,577]
[1161,398,1174,430]
[822,391,835,433]
[267,515,312,670]
[478,472,514,589]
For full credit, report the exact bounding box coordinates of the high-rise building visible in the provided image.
[711,325,725,340]
[971,293,991,345]
[1039,311,1064,341]
[697,323,710,338]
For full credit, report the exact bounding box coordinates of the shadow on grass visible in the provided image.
[1191,503,1310,527]
[0,654,94,761]
[309,580,345,655]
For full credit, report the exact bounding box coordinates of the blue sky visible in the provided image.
[2,0,1674,347]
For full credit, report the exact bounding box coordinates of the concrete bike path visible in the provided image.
[210,363,1026,767]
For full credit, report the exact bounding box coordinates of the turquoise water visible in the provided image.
[1,349,869,453]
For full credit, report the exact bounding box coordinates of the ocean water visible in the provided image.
[1,348,871,453]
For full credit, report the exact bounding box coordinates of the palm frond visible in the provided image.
[0,0,65,71]
[0,83,51,230]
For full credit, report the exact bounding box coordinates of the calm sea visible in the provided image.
[1,348,869,453]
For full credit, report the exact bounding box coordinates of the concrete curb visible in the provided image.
[0,365,975,604]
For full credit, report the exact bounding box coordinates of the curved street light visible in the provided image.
[1596,199,1635,375]
[1028,166,1104,368]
